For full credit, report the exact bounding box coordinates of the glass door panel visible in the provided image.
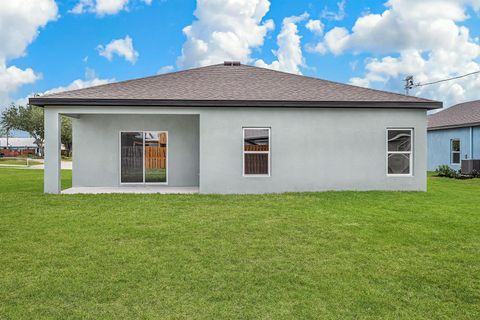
[144,131,167,183]
[121,132,144,183]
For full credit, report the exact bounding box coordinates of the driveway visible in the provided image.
[28,161,72,170]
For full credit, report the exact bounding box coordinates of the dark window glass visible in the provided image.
[451,140,460,152]
[452,152,460,164]
[244,153,269,175]
[388,130,411,152]
[388,153,411,174]
[145,132,167,183]
[244,129,269,152]
[121,132,143,183]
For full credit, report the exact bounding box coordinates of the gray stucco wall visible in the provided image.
[199,108,427,193]
[66,106,427,193]
[72,114,199,187]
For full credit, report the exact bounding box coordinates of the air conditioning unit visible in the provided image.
[461,159,480,175]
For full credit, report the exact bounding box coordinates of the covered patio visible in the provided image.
[42,107,200,194]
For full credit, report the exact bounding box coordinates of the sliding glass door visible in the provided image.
[120,132,144,183]
[120,131,167,184]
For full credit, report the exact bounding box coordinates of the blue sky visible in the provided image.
[2,0,480,113]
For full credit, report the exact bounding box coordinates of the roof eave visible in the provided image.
[29,98,442,109]
[428,122,480,131]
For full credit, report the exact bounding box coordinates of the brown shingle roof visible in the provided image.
[30,63,441,109]
[428,100,480,130]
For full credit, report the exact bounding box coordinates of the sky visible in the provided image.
[1,0,480,117]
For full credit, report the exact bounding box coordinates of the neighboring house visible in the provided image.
[0,137,39,157]
[30,62,441,194]
[427,100,480,171]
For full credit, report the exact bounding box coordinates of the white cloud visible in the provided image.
[321,0,346,21]
[157,65,175,74]
[17,69,114,106]
[322,26,350,55]
[70,0,153,16]
[1,66,41,107]
[97,36,139,64]
[255,13,309,75]
[320,0,480,55]
[0,0,58,108]
[305,42,327,55]
[305,19,324,35]
[71,0,128,15]
[43,78,113,96]
[177,0,274,68]
[314,0,480,107]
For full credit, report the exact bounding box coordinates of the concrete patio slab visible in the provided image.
[62,186,199,194]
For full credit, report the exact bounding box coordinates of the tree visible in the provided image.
[0,104,72,157]
[61,116,72,156]
[0,104,20,150]
[18,105,44,154]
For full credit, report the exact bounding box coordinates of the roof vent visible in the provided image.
[224,61,241,66]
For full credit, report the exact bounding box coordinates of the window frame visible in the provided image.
[119,130,169,185]
[450,139,461,165]
[386,128,414,177]
[242,127,271,177]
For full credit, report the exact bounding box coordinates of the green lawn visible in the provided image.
[146,168,167,183]
[0,168,479,319]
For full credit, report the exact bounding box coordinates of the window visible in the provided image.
[451,139,460,165]
[120,131,167,183]
[243,128,270,176]
[387,129,413,175]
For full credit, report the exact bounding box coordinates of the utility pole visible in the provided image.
[402,70,480,95]
[404,75,414,95]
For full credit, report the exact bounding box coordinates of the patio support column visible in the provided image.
[44,108,61,194]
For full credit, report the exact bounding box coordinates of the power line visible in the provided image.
[404,70,480,95]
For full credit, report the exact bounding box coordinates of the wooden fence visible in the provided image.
[244,153,268,174]
[244,145,269,152]
[121,146,166,170]
[244,144,269,174]
[0,149,36,157]
[145,146,167,169]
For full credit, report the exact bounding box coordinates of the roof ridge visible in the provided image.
[242,63,437,103]
[40,64,225,99]
[429,99,480,117]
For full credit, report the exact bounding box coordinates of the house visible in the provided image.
[427,100,480,171]
[29,62,441,194]
[0,137,39,157]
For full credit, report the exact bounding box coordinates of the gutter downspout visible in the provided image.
[470,126,473,159]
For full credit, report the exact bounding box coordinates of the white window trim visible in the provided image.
[119,130,169,185]
[450,139,461,165]
[242,127,271,177]
[386,128,413,177]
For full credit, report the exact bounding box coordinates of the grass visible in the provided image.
[122,168,167,183]
[146,168,167,182]
[0,158,42,166]
[0,167,479,319]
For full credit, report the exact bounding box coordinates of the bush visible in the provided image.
[435,165,460,178]
[471,169,480,178]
